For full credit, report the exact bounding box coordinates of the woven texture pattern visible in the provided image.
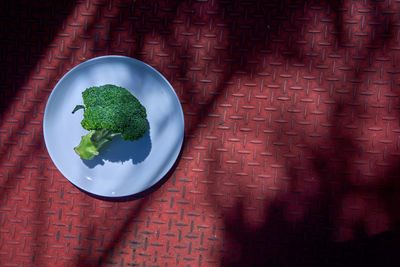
[2,0,400,266]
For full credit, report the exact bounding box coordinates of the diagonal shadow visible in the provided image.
[213,0,400,266]
[5,0,400,266]
[0,1,144,264]
[79,0,400,265]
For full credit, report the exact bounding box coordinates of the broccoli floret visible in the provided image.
[72,84,148,160]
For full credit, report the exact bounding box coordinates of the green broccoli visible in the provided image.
[72,84,148,160]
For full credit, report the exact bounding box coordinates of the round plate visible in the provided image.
[43,56,184,197]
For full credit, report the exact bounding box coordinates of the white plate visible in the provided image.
[43,56,184,197]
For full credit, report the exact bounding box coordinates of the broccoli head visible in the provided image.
[72,84,148,160]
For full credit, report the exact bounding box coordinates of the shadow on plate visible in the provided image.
[82,128,152,168]
[76,146,183,202]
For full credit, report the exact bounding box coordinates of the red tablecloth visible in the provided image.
[1,0,400,266]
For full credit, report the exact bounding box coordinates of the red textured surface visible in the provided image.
[2,0,400,266]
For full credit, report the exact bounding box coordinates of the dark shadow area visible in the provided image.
[378,160,400,229]
[0,0,75,115]
[82,128,152,168]
[220,134,400,267]
[0,0,76,199]
[221,200,400,267]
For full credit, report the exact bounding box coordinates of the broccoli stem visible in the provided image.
[74,129,120,160]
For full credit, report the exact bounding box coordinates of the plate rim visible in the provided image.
[43,55,185,198]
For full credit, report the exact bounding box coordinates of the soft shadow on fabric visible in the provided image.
[82,127,152,168]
